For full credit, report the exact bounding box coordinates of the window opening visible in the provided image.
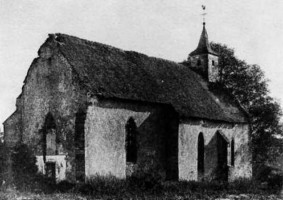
[126,117,138,163]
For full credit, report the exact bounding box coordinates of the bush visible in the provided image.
[127,171,163,193]
[227,178,259,193]
[0,141,6,185]
[11,143,38,191]
[9,142,55,192]
[254,164,283,190]
[56,180,76,193]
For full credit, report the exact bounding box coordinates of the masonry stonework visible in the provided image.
[3,111,22,147]
[4,32,252,183]
[85,98,178,180]
[4,41,89,182]
[179,119,251,181]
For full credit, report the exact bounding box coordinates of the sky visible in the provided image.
[0,0,283,130]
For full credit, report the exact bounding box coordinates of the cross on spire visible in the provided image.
[201,5,207,25]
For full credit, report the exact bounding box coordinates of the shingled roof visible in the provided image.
[44,33,247,123]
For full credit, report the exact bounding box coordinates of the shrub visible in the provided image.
[56,180,76,193]
[0,141,6,185]
[9,142,55,192]
[127,171,163,193]
[254,164,283,191]
[11,142,38,191]
[228,178,259,194]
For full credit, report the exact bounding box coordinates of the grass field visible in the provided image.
[0,190,282,200]
[0,178,282,200]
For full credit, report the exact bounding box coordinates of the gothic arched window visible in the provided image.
[42,113,57,155]
[198,132,205,177]
[231,139,235,166]
[75,109,86,181]
[125,117,137,163]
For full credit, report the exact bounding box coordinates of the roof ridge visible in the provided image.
[50,33,247,123]
[55,33,189,71]
[55,33,126,54]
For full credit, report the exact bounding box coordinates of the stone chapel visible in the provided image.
[3,22,252,183]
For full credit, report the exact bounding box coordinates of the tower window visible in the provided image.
[212,60,215,66]
[126,117,138,163]
[197,59,201,66]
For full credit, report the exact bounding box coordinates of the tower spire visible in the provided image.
[187,6,219,83]
[189,5,217,57]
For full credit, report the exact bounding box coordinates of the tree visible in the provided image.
[210,42,283,173]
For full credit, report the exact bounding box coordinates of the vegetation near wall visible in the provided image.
[1,141,281,197]
[0,41,282,197]
[211,42,283,183]
[0,141,5,184]
[10,143,40,190]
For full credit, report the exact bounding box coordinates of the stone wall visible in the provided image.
[4,40,88,182]
[3,111,22,147]
[178,119,252,181]
[3,37,251,183]
[207,54,219,82]
[188,54,219,82]
[85,98,179,180]
[36,155,67,182]
[189,54,209,79]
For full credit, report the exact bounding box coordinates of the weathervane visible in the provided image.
[201,5,207,25]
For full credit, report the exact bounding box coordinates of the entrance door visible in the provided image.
[216,132,228,181]
[46,162,56,182]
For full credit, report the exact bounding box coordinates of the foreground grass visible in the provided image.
[1,175,282,200]
[0,189,282,200]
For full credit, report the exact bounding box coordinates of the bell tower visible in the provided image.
[188,6,219,82]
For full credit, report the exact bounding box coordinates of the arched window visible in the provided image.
[75,109,86,181]
[125,117,137,163]
[231,139,235,166]
[216,131,229,181]
[42,113,57,155]
[197,132,204,177]
[75,110,86,153]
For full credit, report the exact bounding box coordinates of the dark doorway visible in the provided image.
[197,132,205,181]
[216,131,228,181]
[75,110,86,182]
[46,162,56,182]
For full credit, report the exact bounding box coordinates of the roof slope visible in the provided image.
[189,23,218,56]
[47,33,246,123]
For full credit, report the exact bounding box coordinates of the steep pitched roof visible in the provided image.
[189,23,218,56]
[43,33,247,123]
